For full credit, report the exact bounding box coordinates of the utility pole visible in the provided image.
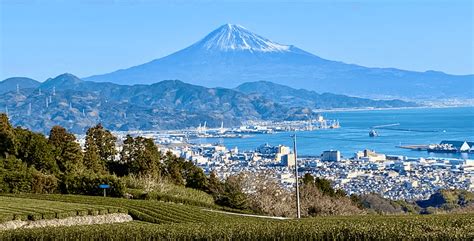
[291,133,301,219]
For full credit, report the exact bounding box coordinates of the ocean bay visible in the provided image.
[192,107,474,159]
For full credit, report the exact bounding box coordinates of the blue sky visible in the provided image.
[1,0,473,81]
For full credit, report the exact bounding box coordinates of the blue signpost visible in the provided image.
[99,184,110,197]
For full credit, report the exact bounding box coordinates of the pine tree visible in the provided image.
[83,124,117,173]
[222,175,249,210]
[49,126,84,174]
[116,135,134,175]
[208,171,223,196]
[122,136,161,176]
[302,173,315,185]
[14,128,58,175]
[83,134,104,173]
[211,174,249,210]
[314,177,335,196]
[163,152,185,186]
[185,166,208,190]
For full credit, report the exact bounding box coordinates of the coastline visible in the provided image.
[192,106,473,160]
[314,105,473,113]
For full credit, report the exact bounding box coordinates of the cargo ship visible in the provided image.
[399,141,473,153]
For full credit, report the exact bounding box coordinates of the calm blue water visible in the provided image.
[193,107,474,159]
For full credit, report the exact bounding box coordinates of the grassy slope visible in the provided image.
[1,194,473,240]
[0,196,123,222]
[0,194,234,224]
[2,215,473,240]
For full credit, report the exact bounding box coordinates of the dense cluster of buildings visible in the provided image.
[159,141,474,201]
[309,150,474,200]
[76,131,474,201]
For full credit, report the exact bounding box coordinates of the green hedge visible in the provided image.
[127,189,217,209]
[0,196,121,222]
[1,214,473,240]
[60,173,125,197]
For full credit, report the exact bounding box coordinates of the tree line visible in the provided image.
[1,113,205,194]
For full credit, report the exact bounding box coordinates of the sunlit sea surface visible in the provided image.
[192,107,474,159]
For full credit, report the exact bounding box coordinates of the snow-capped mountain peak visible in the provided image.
[195,24,291,52]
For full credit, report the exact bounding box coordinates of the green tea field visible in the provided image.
[1,194,473,240]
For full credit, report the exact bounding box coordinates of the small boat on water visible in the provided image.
[369,129,378,137]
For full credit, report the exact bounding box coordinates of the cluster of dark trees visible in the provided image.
[0,113,237,203]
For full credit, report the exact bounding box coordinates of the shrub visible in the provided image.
[127,189,215,208]
[27,213,42,221]
[56,211,79,219]
[0,214,13,222]
[88,209,99,216]
[13,213,28,221]
[0,156,32,193]
[42,212,57,220]
[76,210,89,216]
[60,173,125,197]
[31,171,59,194]
[123,175,215,205]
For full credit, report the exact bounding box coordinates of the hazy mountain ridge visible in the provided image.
[0,77,40,94]
[84,24,473,99]
[1,73,416,133]
[236,81,418,109]
[0,74,303,133]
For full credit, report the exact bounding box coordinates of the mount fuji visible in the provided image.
[85,24,473,99]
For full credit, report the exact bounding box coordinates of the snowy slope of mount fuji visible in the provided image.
[85,24,473,99]
[195,24,290,52]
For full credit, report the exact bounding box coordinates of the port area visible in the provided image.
[398,141,473,154]
[397,145,430,151]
